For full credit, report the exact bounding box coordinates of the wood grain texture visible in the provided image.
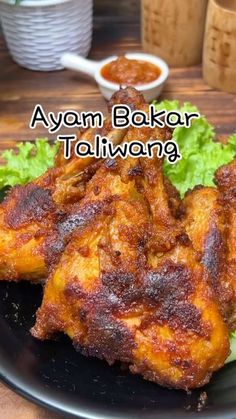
[0,17,236,419]
[203,0,236,93]
[142,0,208,67]
[0,383,59,419]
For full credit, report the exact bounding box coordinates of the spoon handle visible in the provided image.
[61,53,99,77]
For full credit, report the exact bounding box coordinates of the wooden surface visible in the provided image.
[0,383,59,419]
[0,18,236,419]
[1,21,236,151]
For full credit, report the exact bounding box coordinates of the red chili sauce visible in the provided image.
[101,56,161,86]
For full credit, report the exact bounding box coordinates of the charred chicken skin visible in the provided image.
[183,186,234,324]
[214,159,236,329]
[0,88,147,281]
[0,87,235,390]
[32,152,229,390]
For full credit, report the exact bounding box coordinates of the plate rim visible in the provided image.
[1,366,236,419]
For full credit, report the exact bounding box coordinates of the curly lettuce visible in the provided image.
[0,138,59,189]
[227,332,236,364]
[154,100,236,197]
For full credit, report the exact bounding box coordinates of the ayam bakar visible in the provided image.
[30,103,200,134]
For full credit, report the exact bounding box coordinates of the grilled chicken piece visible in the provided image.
[136,161,229,389]
[215,158,236,329]
[42,117,175,271]
[1,84,230,390]
[32,149,229,390]
[139,157,184,252]
[0,87,171,282]
[0,87,150,281]
[183,186,234,323]
[50,121,128,205]
[31,155,151,337]
[0,135,107,282]
[139,243,229,389]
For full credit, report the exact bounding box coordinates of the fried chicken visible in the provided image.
[183,186,234,323]
[0,145,102,282]
[0,86,233,390]
[215,159,236,329]
[0,88,145,282]
[32,147,230,390]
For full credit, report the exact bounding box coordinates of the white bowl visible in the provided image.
[0,0,93,71]
[61,52,169,101]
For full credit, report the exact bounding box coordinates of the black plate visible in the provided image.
[0,281,236,419]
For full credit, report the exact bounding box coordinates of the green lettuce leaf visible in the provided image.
[154,100,236,197]
[0,138,59,189]
[227,333,236,364]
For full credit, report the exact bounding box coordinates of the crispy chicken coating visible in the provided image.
[0,88,145,281]
[32,152,229,390]
[0,150,102,281]
[0,86,232,390]
[133,244,229,389]
[183,186,234,323]
[215,159,236,329]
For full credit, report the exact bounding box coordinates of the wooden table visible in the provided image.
[0,20,236,419]
[0,21,236,148]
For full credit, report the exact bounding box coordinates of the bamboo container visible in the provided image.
[141,0,208,67]
[203,0,236,93]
